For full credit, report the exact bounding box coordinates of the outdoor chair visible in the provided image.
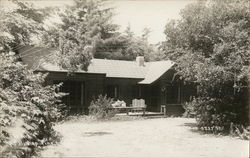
[111,99,146,116]
[132,99,147,107]
[131,99,147,115]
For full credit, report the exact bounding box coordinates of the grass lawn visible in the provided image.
[40,117,249,157]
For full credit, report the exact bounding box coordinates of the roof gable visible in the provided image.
[139,61,175,84]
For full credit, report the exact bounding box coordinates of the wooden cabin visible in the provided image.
[19,46,197,115]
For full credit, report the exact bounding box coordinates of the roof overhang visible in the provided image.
[138,61,175,84]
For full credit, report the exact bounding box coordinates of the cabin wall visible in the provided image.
[105,78,144,106]
[150,69,197,116]
[44,72,106,113]
[146,83,161,112]
[41,69,197,115]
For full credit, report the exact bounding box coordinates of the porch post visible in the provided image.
[81,82,84,113]
[178,83,181,103]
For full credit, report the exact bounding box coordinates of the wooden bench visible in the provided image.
[113,106,146,116]
[112,99,147,116]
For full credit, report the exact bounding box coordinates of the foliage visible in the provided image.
[188,97,242,131]
[42,0,159,72]
[0,0,49,52]
[184,97,249,139]
[182,101,196,118]
[88,95,117,120]
[41,0,119,71]
[161,0,249,134]
[0,54,66,157]
[0,1,66,157]
[94,25,158,61]
[229,123,250,140]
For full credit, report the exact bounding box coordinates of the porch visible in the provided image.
[113,104,184,117]
[116,111,165,117]
[45,67,196,115]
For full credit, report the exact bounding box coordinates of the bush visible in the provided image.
[0,55,66,157]
[182,100,196,118]
[189,96,248,138]
[229,123,250,140]
[88,95,117,120]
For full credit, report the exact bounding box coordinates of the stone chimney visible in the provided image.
[136,56,144,66]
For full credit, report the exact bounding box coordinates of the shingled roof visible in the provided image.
[39,58,150,79]
[139,61,174,84]
[19,46,175,84]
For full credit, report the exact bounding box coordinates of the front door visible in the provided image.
[165,83,181,104]
[164,83,184,116]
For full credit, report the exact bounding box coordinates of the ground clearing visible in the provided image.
[41,117,249,157]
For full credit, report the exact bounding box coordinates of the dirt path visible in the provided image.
[41,118,249,157]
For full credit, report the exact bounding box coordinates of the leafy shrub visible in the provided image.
[0,1,67,156]
[189,96,248,138]
[88,95,117,120]
[229,123,250,140]
[182,100,196,118]
[0,55,66,157]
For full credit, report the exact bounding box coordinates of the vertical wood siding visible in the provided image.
[44,72,105,114]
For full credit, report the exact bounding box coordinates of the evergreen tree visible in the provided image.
[43,1,159,69]
[42,0,119,71]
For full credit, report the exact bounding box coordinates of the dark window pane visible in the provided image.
[107,85,119,99]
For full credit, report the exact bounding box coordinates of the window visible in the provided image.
[107,85,119,99]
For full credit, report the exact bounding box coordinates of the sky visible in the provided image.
[2,0,195,44]
[109,0,194,44]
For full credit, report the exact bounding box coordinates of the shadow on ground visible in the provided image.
[182,122,197,128]
[82,131,112,137]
